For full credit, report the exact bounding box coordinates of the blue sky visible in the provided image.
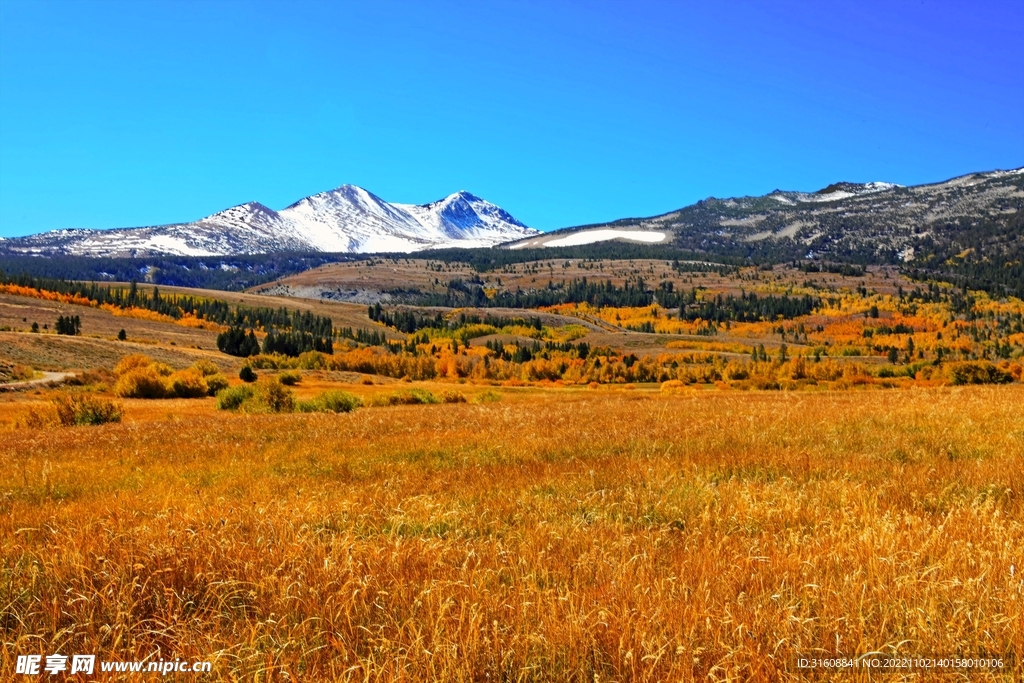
[1,0,1022,238]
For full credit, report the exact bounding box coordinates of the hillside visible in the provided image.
[505,168,1024,295]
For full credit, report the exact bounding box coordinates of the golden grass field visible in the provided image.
[2,383,1022,681]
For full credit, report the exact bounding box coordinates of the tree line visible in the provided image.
[368,304,544,335]
[2,272,338,357]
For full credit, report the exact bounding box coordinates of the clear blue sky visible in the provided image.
[1,0,1022,238]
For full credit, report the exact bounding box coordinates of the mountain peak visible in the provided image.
[815,181,899,195]
[447,190,481,202]
[1,185,536,256]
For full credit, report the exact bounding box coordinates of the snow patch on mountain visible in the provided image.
[791,181,904,204]
[509,229,668,249]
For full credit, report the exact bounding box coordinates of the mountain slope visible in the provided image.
[506,168,1023,261]
[3,186,537,257]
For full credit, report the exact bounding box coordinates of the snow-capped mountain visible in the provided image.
[2,186,537,257]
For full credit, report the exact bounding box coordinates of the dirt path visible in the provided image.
[0,371,75,392]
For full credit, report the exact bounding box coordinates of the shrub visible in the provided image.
[168,369,209,398]
[51,393,123,426]
[191,359,220,376]
[279,371,301,386]
[216,385,254,410]
[244,378,295,413]
[150,362,174,377]
[475,390,502,403]
[217,380,294,413]
[947,361,1013,385]
[204,374,230,396]
[239,366,257,383]
[368,388,439,407]
[296,351,328,370]
[439,389,467,403]
[660,380,686,393]
[114,367,169,399]
[297,390,363,413]
[114,353,155,376]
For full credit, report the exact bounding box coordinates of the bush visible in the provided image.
[368,388,439,406]
[168,369,209,398]
[204,373,230,396]
[279,370,301,386]
[218,378,295,413]
[439,389,467,403]
[475,390,502,403]
[724,363,749,381]
[244,378,295,413]
[947,361,1013,385]
[51,393,123,426]
[216,385,254,410]
[151,362,174,377]
[191,359,220,376]
[114,353,155,376]
[297,390,363,413]
[239,366,257,383]
[296,351,328,370]
[114,367,169,398]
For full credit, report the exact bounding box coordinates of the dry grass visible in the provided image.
[263,259,914,302]
[0,293,222,349]
[0,330,235,374]
[2,386,1022,680]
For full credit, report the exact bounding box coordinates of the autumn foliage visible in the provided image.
[112,354,228,399]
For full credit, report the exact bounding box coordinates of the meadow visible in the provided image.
[2,383,1022,680]
[1,265,1022,680]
